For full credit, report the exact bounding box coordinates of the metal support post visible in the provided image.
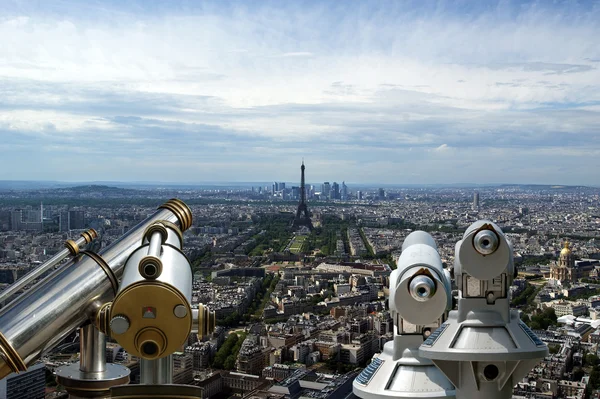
[140,356,173,385]
[56,325,130,398]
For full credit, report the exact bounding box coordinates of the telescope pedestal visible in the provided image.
[419,308,548,399]
[56,362,130,399]
[140,356,173,384]
[353,335,455,399]
[109,356,203,398]
[110,384,203,398]
[56,325,129,398]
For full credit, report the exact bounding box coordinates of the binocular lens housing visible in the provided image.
[409,275,436,302]
[473,229,499,255]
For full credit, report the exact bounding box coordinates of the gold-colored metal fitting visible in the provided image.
[158,199,193,231]
[135,327,167,359]
[64,240,79,256]
[80,251,119,296]
[143,223,169,244]
[194,304,217,339]
[158,220,184,246]
[80,228,98,244]
[139,256,163,280]
[0,331,26,374]
[95,302,112,336]
[110,281,192,359]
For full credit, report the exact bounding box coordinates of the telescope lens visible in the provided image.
[409,275,436,302]
[144,263,157,277]
[473,230,499,255]
[141,341,158,357]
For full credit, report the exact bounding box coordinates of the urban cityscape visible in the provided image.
[0,160,598,398]
[1,0,599,398]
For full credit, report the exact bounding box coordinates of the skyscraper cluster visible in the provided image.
[320,181,348,200]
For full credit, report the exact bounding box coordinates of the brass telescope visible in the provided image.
[0,199,199,380]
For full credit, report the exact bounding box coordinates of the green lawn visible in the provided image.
[289,235,308,254]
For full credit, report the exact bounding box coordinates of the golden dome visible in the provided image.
[560,240,572,257]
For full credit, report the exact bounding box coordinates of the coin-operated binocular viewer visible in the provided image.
[419,221,548,399]
[57,210,216,398]
[353,231,455,399]
[0,198,214,399]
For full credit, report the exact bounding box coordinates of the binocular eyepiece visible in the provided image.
[455,220,512,282]
[409,275,436,302]
[390,231,452,326]
[473,228,499,255]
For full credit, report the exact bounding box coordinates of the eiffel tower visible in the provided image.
[292,161,313,230]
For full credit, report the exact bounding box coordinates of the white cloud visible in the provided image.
[279,52,314,58]
[433,144,450,152]
[0,2,598,184]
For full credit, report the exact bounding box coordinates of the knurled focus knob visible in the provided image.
[110,315,130,335]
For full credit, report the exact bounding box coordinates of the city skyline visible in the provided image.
[1,178,598,191]
[1,1,599,185]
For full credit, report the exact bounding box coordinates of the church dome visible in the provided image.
[560,240,572,257]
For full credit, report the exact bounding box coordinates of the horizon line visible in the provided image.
[0,179,596,189]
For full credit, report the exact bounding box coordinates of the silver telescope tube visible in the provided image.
[0,199,192,379]
[0,229,98,306]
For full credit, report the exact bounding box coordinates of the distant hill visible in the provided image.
[0,180,595,191]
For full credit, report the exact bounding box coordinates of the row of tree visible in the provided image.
[511,283,538,308]
[217,273,279,327]
[520,307,558,330]
[246,214,294,256]
[212,332,247,370]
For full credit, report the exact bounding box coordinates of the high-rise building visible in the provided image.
[331,182,340,200]
[22,210,40,224]
[59,211,69,232]
[357,190,363,200]
[341,181,348,200]
[378,188,385,200]
[0,211,9,231]
[0,362,45,399]
[291,186,300,199]
[473,192,480,210]
[9,211,22,231]
[322,182,330,198]
[68,210,86,230]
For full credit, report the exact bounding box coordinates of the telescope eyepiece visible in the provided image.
[141,341,159,357]
[143,263,158,278]
[473,229,499,255]
[138,257,163,280]
[409,275,436,302]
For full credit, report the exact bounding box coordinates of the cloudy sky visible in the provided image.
[1,0,599,185]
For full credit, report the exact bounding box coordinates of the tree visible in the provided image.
[511,283,537,307]
[224,356,236,370]
[310,294,324,305]
[585,353,600,367]
[527,308,557,330]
